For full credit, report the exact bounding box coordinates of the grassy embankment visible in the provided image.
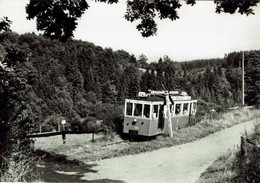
[0,153,39,182]
[35,108,260,163]
[198,117,260,183]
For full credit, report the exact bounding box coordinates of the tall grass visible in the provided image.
[198,149,238,183]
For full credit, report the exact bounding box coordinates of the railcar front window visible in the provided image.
[183,103,189,115]
[134,103,143,117]
[175,104,181,115]
[144,104,150,118]
[126,102,133,116]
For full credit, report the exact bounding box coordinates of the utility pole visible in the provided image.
[242,52,245,107]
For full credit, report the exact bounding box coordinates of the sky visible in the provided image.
[1,0,260,62]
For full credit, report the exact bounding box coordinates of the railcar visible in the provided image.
[123,90,197,137]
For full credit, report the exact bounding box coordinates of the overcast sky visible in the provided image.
[1,0,260,62]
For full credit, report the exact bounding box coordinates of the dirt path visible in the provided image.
[81,118,259,183]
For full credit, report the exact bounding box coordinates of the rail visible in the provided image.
[27,130,104,138]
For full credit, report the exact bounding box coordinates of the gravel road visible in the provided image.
[82,118,260,183]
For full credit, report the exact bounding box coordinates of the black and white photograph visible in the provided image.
[0,0,260,182]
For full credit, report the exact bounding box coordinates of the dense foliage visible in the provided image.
[0,35,37,181]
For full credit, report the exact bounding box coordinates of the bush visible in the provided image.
[41,115,62,132]
[70,116,100,132]
[84,103,124,134]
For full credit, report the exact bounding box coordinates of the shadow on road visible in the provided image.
[35,150,125,182]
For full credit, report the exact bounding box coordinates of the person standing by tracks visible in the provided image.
[61,119,66,144]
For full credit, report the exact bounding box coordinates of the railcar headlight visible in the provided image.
[132,119,137,125]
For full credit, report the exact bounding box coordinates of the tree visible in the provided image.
[215,0,259,15]
[25,0,260,40]
[155,58,166,90]
[26,0,89,41]
[245,52,260,105]
[138,54,149,68]
[140,69,156,91]
[124,65,140,98]
[0,17,12,33]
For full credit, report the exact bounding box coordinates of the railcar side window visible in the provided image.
[134,103,143,117]
[126,102,133,116]
[175,104,181,115]
[183,103,189,115]
[144,104,150,118]
[153,105,159,118]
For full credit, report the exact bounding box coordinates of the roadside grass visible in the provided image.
[198,118,260,183]
[35,108,260,163]
[198,149,238,183]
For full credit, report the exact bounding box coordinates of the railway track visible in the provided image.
[28,130,103,138]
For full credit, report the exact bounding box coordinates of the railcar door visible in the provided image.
[158,105,164,130]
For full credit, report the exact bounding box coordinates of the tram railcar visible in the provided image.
[123,90,197,137]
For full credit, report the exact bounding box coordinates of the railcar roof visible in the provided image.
[127,95,196,102]
[127,96,165,102]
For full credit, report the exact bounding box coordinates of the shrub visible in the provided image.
[84,103,124,133]
[40,115,63,132]
[70,116,100,132]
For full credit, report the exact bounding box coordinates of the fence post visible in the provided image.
[241,136,247,157]
[58,121,60,132]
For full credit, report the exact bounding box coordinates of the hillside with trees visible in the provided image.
[1,32,260,133]
[1,31,260,181]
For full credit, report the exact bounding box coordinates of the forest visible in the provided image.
[1,32,260,135]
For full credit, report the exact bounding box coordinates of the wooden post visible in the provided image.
[242,52,245,107]
[241,136,247,156]
[58,121,60,131]
[92,132,95,143]
[188,103,192,125]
